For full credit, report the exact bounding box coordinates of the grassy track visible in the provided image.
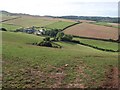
[2,31,118,88]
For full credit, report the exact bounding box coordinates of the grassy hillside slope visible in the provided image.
[1,23,22,31]
[2,31,118,88]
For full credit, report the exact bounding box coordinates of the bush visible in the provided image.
[45,29,60,37]
[56,32,64,41]
[38,41,52,47]
[43,36,50,41]
[0,28,7,31]
[62,34,73,41]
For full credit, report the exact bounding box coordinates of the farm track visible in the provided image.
[64,22,118,40]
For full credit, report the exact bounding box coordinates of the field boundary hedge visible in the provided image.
[62,22,80,30]
[72,35,119,43]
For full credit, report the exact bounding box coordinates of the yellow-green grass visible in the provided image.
[2,32,118,88]
[73,37,118,51]
[1,23,22,31]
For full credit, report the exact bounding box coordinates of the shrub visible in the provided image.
[44,29,60,37]
[43,36,50,41]
[0,28,7,31]
[56,32,64,41]
[62,34,73,41]
[38,41,52,47]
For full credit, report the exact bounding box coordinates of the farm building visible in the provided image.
[23,28,36,34]
[34,29,45,35]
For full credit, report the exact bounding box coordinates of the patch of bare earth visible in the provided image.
[64,22,118,40]
[22,65,67,88]
[101,67,119,89]
[66,61,96,88]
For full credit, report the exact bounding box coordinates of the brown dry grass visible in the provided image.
[64,22,118,40]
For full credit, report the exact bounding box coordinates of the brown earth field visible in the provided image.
[63,22,118,40]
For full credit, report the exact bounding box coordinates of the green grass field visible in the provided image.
[91,22,119,28]
[1,23,22,31]
[73,37,118,51]
[2,31,118,88]
[45,21,75,29]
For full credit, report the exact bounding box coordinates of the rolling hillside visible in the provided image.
[1,11,76,30]
[1,11,119,88]
[2,31,118,88]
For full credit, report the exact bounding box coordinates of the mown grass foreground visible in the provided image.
[2,31,118,88]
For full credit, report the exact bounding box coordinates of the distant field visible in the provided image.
[3,15,76,29]
[45,21,75,29]
[73,37,118,51]
[2,31,118,88]
[90,22,119,28]
[1,23,22,31]
[3,16,57,27]
[1,12,76,30]
[0,14,17,22]
[64,23,118,40]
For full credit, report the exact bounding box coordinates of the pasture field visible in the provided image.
[64,22,118,40]
[73,37,118,51]
[2,31,118,88]
[45,21,75,29]
[1,23,22,31]
[3,15,76,29]
[90,22,119,28]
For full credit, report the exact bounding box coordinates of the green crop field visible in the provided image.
[45,21,75,29]
[73,37,118,51]
[2,31,118,88]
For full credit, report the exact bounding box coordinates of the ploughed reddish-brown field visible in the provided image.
[64,22,118,40]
